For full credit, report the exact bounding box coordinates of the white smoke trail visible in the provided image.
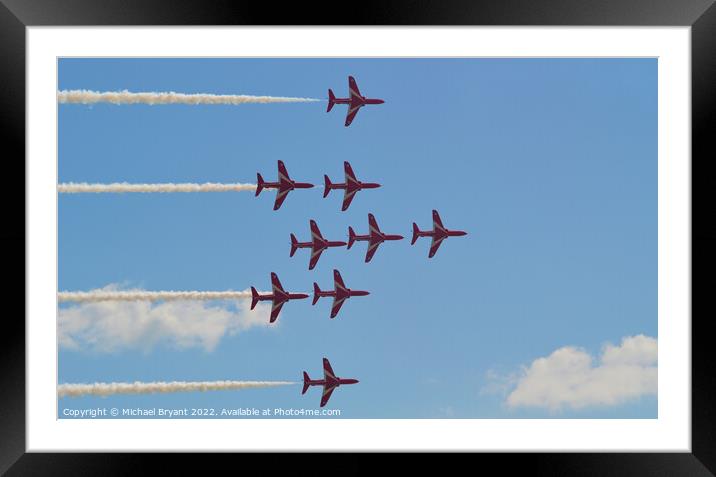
[58,182,257,194]
[58,89,321,105]
[58,290,253,303]
[58,380,296,398]
[59,284,274,353]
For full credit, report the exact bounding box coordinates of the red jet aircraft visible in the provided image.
[250,272,309,323]
[411,210,468,258]
[324,161,380,211]
[290,220,347,270]
[348,213,404,263]
[327,75,384,127]
[312,269,370,318]
[302,358,359,407]
[255,160,314,210]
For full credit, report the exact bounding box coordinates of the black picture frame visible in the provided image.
[3,0,714,471]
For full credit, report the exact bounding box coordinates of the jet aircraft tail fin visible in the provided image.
[347,226,356,249]
[323,175,332,198]
[250,286,260,310]
[327,89,336,112]
[411,223,420,245]
[256,173,264,197]
[312,282,322,305]
[290,234,299,257]
[302,372,311,394]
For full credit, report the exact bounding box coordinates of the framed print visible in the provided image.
[4,0,715,471]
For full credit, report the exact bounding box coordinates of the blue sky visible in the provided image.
[58,58,657,418]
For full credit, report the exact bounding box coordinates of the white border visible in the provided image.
[27,27,690,451]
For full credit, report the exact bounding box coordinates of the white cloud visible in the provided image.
[495,335,657,411]
[59,284,273,353]
[601,335,657,366]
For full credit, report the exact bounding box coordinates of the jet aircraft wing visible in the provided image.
[310,220,324,241]
[348,76,362,99]
[333,270,347,291]
[344,162,359,184]
[344,104,361,127]
[277,160,291,182]
[271,272,284,293]
[432,209,446,232]
[368,213,381,234]
[323,357,336,379]
[342,189,358,211]
[308,247,324,270]
[320,383,337,407]
[428,235,446,258]
[269,300,284,323]
[273,188,290,210]
[330,297,347,318]
[365,240,380,263]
